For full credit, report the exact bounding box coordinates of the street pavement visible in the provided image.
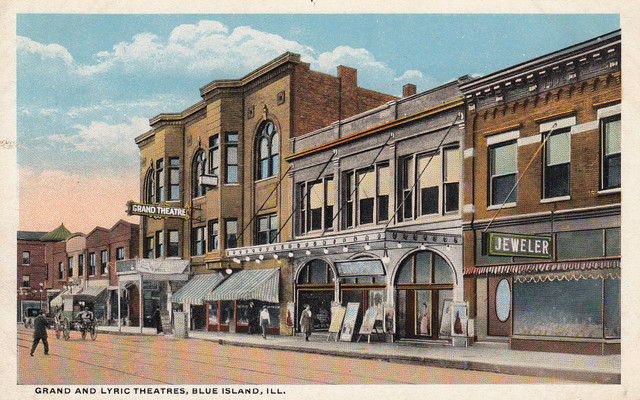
[97,325,620,384]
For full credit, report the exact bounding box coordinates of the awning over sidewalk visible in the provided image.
[204,268,279,303]
[50,288,71,307]
[172,273,225,305]
[464,259,620,276]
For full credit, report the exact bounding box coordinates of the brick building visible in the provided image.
[460,30,621,354]
[132,52,396,332]
[17,231,49,321]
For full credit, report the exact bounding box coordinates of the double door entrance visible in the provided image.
[397,288,453,340]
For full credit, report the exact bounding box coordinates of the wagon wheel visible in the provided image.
[62,318,70,341]
[81,328,87,340]
[90,324,97,341]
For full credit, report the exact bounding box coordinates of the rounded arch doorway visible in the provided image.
[395,250,455,340]
[296,259,335,332]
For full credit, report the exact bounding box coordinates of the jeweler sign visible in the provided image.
[127,201,190,220]
[483,232,552,258]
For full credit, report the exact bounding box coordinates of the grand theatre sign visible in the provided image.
[127,201,190,220]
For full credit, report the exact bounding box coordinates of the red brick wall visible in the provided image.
[17,240,48,301]
[290,63,396,138]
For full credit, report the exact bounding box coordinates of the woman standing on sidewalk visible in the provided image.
[300,305,313,341]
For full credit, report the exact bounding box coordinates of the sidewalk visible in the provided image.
[97,325,620,384]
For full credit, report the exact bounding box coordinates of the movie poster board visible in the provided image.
[339,302,360,342]
[329,306,346,333]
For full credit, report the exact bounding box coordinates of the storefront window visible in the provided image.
[604,278,621,338]
[513,278,604,338]
[208,302,218,325]
[220,301,234,325]
[556,230,604,260]
[605,227,621,257]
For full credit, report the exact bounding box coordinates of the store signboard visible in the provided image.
[483,232,552,258]
[335,259,385,277]
[127,200,190,220]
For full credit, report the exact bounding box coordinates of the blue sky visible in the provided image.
[16,14,620,232]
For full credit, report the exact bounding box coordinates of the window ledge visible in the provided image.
[598,188,621,195]
[540,196,571,204]
[254,176,278,184]
[487,202,517,211]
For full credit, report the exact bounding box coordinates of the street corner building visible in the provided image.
[131,52,397,334]
[460,30,621,355]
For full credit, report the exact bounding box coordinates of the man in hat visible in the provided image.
[30,310,49,356]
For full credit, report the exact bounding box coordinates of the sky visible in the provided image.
[15,14,620,234]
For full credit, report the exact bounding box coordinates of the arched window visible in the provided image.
[396,250,454,284]
[192,150,207,198]
[144,168,155,204]
[256,121,279,180]
[297,259,334,285]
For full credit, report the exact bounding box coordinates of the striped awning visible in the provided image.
[50,288,71,307]
[204,268,280,303]
[172,273,225,305]
[464,259,620,276]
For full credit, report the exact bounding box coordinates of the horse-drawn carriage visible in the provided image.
[54,316,98,341]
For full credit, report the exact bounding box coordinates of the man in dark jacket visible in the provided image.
[30,310,49,356]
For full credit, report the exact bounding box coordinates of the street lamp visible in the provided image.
[39,282,44,312]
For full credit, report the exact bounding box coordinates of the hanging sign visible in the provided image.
[127,200,190,220]
[335,259,385,277]
[483,232,552,258]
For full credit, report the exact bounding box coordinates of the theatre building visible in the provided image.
[132,52,396,333]
[228,80,469,344]
[460,30,621,354]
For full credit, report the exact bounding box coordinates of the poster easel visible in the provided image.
[327,306,346,341]
[357,306,383,343]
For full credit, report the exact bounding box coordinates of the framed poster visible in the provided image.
[340,302,360,342]
[451,302,468,336]
[439,299,453,337]
[329,306,346,333]
[358,307,379,335]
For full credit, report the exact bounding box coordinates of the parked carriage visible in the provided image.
[55,316,98,341]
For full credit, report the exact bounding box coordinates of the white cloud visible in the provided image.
[17,36,73,65]
[395,70,424,82]
[47,117,149,155]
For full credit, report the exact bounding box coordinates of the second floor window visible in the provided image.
[209,135,219,178]
[225,219,238,249]
[257,214,278,245]
[22,275,30,288]
[156,231,164,258]
[226,132,239,184]
[168,230,180,257]
[299,176,334,234]
[22,251,30,265]
[89,253,96,276]
[208,220,219,251]
[116,247,125,261]
[543,128,571,199]
[443,147,461,213]
[58,262,64,280]
[67,257,73,278]
[256,121,279,180]
[192,226,205,256]
[144,237,154,259]
[602,115,621,190]
[490,140,517,206]
[168,158,180,201]
[144,168,155,203]
[156,159,165,203]
[78,254,84,277]
[100,250,108,275]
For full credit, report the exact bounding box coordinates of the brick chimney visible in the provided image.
[403,83,417,98]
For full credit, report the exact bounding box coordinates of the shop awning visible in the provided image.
[464,259,620,276]
[50,288,71,307]
[79,285,107,298]
[172,273,225,305]
[204,268,280,303]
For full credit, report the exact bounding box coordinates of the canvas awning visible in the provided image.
[464,259,620,275]
[172,273,225,305]
[50,288,71,307]
[204,268,280,303]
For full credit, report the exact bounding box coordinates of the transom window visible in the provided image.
[543,128,571,199]
[490,141,517,205]
[297,259,335,285]
[396,251,453,285]
[256,121,279,180]
[601,115,621,190]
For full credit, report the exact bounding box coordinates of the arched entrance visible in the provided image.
[395,250,455,340]
[296,259,335,331]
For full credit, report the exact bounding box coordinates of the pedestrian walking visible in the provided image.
[300,305,313,341]
[30,310,49,357]
[152,306,164,335]
[259,305,270,339]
